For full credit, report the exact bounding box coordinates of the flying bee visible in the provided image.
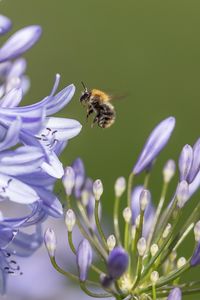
[80,82,116,129]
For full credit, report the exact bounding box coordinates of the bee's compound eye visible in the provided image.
[80,92,89,102]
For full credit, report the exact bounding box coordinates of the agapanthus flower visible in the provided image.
[0,14,81,294]
[47,116,200,300]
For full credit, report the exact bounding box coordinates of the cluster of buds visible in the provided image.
[45,117,200,300]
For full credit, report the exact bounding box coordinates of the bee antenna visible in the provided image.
[81,81,87,92]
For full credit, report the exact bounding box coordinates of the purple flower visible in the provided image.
[72,157,85,198]
[0,26,42,63]
[131,186,155,238]
[133,117,175,174]
[107,246,129,279]
[167,288,182,300]
[76,239,93,282]
[0,15,12,36]
[191,241,200,266]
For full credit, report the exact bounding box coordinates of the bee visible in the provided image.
[80,82,116,128]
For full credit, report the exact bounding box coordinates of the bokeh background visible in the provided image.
[1,0,200,299]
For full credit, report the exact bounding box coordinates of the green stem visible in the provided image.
[80,281,112,298]
[147,182,168,248]
[127,173,134,207]
[152,284,156,300]
[50,257,99,286]
[68,230,103,275]
[140,262,190,293]
[114,196,121,245]
[76,202,108,260]
[95,200,109,251]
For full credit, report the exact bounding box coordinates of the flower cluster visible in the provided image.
[46,117,200,300]
[0,14,81,293]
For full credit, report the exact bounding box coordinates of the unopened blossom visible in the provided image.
[0,15,12,35]
[133,117,175,174]
[107,247,129,279]
[167,288,182,300]
[76,239,93,282]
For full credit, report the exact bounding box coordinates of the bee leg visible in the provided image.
[91,115,99,128]
[86,107,94,120]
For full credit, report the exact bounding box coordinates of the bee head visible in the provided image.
[80,81,90,104]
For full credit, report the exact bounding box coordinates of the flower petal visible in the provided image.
[188,138,200,183]
[0,118,21,152]
[0,146,44,176]
[41,152,64,178]
[7,58,27,79]
[133,117,176,174]
[42,117,82,140]
[0,26,42,62]
[0,173,39,204]
[0,88,23,108]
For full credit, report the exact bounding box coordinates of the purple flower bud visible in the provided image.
[178,144,193,182]
[191,241,200,266]
[72,158,85,198]
[0,15,12,35]
[0,25,42,63]
[167,288,182,300]
[76,239,93,282]
[107,247,129,279]
[100,274,113,288]
[133,117,175,174]
[188,138,200,183]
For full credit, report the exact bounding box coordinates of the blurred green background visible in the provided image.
[1,0,200,299]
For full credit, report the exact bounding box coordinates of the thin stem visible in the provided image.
[76,202,108,259]
[127,173,134,207]
[114,196,121,245]
[152,284,156,300]
[50,257,99,286]
[76,215,107,261]
[140,262,190,293]
[95,200,109,251]
[131,256,143,291]
[80,281,112,298]
[147,182,168,248]
[66,194,71,209]
[68,230,103,275]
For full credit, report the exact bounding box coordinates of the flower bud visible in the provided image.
[177,257,186,268]
[137,237,147,256]
[150,244,159,257]
[135,214,141,228]
[194,220,200,242]
[0,15,12,36]
[150,271,159,284]
[93,179,103,201]
[123,207,132,223]
[65,209,76,232]
[162,223,172,239]
[76,239,93,282]
[107,235,116,251]
[62,166,75,196]
[100,274,113,288]
[191,241,200,267]
[176,180,189,208]
[163,159,176,183]
[139,189,150,211]
[81,189,90,206]
[44,228,56,257]
[114,177,126,198]
[167,288,182,300]
[133,117,176,175]
[107,247,129,279]
[178,144,193,182]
